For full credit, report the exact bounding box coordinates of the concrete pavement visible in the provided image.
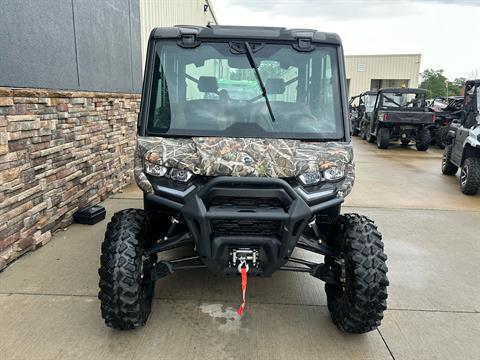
[1,138,479,359]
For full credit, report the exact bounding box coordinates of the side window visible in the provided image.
[463,85,478,128]
[365,95,376,112]
[149,52,171,130]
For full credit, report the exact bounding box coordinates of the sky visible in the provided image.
[210,0,480,80]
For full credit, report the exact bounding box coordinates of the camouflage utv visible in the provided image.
[98,25,389,333]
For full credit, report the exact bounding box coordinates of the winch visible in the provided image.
[230,248,259,272]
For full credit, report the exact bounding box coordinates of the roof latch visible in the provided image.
[293,37,313,52]
[176,26,201,48]
[178,34,200,48]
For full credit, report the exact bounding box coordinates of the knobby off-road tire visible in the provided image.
[435,127,449,149]
[460,157,480,195]
[415,129,431,151]
[376,127,390,149]
[441,145,458,176]
[98,209,156,330]
[325,213,389,334]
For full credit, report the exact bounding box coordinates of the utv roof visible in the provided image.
[379,87,427,94]
[350,90,377,99]
[465,79,480,86]
[150,25,342,45]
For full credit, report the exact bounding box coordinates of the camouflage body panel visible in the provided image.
[135,136,355,197]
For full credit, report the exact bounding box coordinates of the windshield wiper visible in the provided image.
[244,42,276,122]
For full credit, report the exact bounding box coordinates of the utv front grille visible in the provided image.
[211,219,282,235]
[209,196,284,210]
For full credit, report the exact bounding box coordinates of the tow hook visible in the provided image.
[232,249,257,316]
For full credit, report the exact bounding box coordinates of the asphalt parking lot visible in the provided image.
[1,138,479,360]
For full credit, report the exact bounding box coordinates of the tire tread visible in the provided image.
[326,213,389,334]
[98,209,154,330]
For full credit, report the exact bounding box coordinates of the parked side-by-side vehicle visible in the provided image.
[360,88,434,150]
[97,25,389,334]
[442,80,480,195]
[429,96,464,149]
[350,91,377,137]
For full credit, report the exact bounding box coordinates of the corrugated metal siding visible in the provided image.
[345,54,421,97]
[139,0,217,70]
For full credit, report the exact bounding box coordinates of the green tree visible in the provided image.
[419,70,465,98]
[419,69,448,98]
[447,78,467,96]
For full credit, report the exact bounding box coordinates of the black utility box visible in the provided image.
[73,205,106,225]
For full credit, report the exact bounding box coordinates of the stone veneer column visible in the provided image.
[0,87,141,270]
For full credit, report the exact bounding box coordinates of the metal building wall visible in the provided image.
[345,54,421,97]
[139,0,217,70]
[0,0,142,93]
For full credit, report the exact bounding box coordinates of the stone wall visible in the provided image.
[0,87,140,270]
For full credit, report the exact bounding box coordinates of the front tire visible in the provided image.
[441,145,458,175]
[376,127,390,149]
[460,157,480,195]
[325,214,389,333]
[415,129,431,151]
[435,127,448,149]
[98,209,156,330]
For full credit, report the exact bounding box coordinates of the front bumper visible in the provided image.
[145,177,343,276]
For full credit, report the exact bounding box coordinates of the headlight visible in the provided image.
[324,166,345,181]
[145,162,168,177]
[298,171,322,186]
[169,168,193,183]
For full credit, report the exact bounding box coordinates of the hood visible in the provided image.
[134,136,355,196]
[138,137,352,176]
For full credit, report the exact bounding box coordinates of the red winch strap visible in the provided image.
[237,267,248,316]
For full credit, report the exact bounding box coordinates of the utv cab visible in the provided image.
[361,87,434,150]
[442,80,480,195]
[98,25,388,334]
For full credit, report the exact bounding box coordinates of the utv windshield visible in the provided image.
[147,41,343,140]
[379,91,426,109]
